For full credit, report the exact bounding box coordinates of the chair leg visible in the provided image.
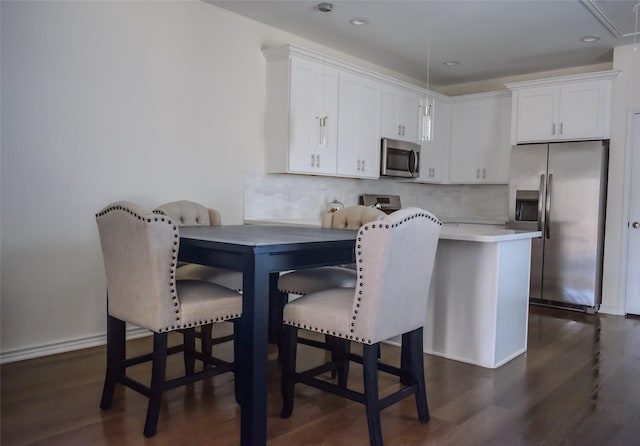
[280,324,298,418]
[201,324,213,370]
[408,328,429,422]
[144,332,168,438]
[331,337,351,388]
[363,343,384,446]
[400,331,411,385]
[183,328,196,376]
[100,315,125,410]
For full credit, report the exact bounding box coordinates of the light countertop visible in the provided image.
[243,218,540,243]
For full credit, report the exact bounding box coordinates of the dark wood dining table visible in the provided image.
[178,224,358,446]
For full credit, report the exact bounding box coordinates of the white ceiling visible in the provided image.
[210,0,639,86]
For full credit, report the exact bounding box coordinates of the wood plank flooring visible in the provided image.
[2,305,640,445]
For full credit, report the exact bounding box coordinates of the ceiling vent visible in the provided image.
[581,0,640,39]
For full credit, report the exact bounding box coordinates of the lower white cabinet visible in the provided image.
[449,92,511,184]
[337,72,382,178]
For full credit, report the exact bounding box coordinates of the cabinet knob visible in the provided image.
[632,221,640,229]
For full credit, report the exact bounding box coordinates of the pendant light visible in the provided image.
[421,27,434,142]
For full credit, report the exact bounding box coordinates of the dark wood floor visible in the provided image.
[2,305,640,445]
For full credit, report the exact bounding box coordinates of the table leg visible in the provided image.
[238,252,270,446]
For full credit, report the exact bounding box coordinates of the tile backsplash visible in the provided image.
[244,172,508,223]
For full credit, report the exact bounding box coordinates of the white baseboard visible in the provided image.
[0,327,150,364]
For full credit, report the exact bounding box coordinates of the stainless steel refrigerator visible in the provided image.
[507,141,608,313]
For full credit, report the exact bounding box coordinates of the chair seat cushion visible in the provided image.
[278,266,357,295]
[177,280,242,327]
[177,264,243,291]
[283,287,355,338]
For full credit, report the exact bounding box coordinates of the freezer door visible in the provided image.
[543,141,607,307]
[508,144,548,300]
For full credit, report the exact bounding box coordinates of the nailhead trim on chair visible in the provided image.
[98,202,242,334]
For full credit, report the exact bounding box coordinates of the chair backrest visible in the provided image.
[321,205,386,229]
[350,207,441,344]
[153,200,221,226]
[96,201,181,332]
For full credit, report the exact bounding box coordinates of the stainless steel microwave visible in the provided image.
[380,138,420,178]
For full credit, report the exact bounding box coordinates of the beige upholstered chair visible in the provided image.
[153,200,243,292]
[96,201,242,437]
[279,208,441,446]
[277,205,386,295]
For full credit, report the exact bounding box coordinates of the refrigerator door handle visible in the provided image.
[545,173,553,239]
[538,174,545,232]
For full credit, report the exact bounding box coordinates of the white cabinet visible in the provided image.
[507,71,618,144]
[449,93,511,184]
[417,95,451,184]
[267,58,339,174]
[337,72,382,178]
[381,86,420,142]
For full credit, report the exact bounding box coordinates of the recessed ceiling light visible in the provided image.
[443,61,459,67]
[580,35,600,42]
[317,2,333,12]
[350,17,369,26]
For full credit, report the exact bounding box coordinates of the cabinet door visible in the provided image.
[337,72,382,178]
[449,101,485,183]
[418,98,450,183]
[381,86,420,142]
[514,87,559,143]
[559,80,610,140]
[288,57,338,175]
[483,96,512,183]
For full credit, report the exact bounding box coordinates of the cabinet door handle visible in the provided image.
[402,125,405,136]
[483,168,486,179]
[477,168,480,179]
[398,125,402,135]
[362,159,365,171]
[317,154,320,167]
[559,122,563,135]
[552,123,556,135]
[311,154,316,167]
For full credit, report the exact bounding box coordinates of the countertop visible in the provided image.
[243,218,541,243]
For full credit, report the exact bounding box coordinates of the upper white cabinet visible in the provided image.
[449,92,511,184]
[507,71,619,144]
[381,86,421,143]
[417,95,451,184]
[264,48,339,175]
[337,72,382,178]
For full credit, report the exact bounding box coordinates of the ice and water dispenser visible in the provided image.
[514,190,539,222]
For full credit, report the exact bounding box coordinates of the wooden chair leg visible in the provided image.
[200,324,213,370]
[332,337,351,388]
[408,328,429,422]
[400,331,411,385]
[100,315,125,410]
[280,324,298,418]
[183,328,196,376]
[363,343,383,446]
[144,332,168,438]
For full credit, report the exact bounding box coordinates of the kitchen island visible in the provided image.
[244,217,540,369]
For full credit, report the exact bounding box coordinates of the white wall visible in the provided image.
[0,0,265,357]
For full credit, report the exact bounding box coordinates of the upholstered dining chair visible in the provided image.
[277,205,386,297]
[154,200,243,356]
[96,201,242,437]
[279,208,441,446]
[153,200,243,291]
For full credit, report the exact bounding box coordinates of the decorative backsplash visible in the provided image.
[243,172,508,223]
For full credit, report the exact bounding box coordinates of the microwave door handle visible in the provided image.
[409,150,418,175]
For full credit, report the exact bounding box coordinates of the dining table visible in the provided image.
[178,224,358,446]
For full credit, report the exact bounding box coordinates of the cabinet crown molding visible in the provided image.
[505,70,620,90]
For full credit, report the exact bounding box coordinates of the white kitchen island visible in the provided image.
[425,224,541,369]
[244,217,540,369]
